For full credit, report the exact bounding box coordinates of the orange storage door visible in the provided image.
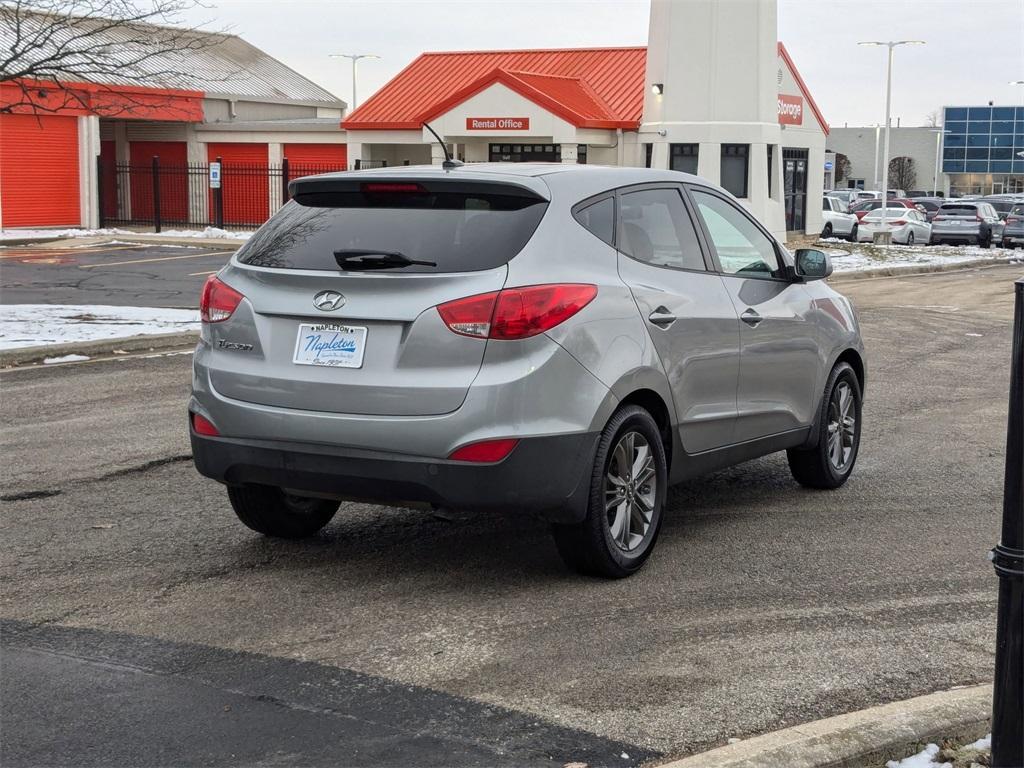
[129,141,188,224]
[0,114,80,228]
[283,143,348,178]
[207,143,268,227]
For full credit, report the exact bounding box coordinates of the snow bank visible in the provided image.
[0,305,200,350]
[0,227,253,242]
[821,241,1023,274]
[885,743,949,768]
[43,354,91,364]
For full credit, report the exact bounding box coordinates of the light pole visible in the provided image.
[930,128,948,197]
[858,40,925,243]
[329,53,379,111]
[1012,81,1024,105]
[873,124,881,190]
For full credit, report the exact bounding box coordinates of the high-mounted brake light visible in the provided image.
[448,438,519,462]
[436,284,597,341]
[361,182,427,194]
[191,412,221,437]
[200,275,244,323]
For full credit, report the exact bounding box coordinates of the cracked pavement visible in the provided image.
[1,264,1020,765]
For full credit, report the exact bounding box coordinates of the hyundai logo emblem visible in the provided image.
[313,290,346,311]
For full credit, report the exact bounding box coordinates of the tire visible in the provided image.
[227,484,339,538]
[551,405,668,578]
[822,223,833,239]
[787,362,862,490]
[978,232,991,248]
[848,224,858,243]
[906,231,915,246]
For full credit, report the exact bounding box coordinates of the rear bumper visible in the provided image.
[930,228,984,242]
[191,428,599,523]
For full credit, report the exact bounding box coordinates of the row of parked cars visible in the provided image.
[822,190,1024,248]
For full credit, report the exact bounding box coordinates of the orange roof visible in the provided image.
[343,47,646,130]
[344,44,828,135]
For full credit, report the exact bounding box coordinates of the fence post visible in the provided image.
[991,277,1024,768]
[96,156,105,229]
[354,159,361,170]
[213,155,224,229]
[151,156,162,233]
[282,157,290,205]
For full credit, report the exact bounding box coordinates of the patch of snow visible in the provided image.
[821,241,1022,274]
[43,353,90,364]
[0,305,200,350]
[0,227,252,242]
[885,743,950,768]
[965,734,991,751]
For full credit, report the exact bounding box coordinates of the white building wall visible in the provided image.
[827,126,944,194]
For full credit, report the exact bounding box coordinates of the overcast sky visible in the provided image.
[183,0,1024,127]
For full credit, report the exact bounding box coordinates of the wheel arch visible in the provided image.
[614,387,675,474]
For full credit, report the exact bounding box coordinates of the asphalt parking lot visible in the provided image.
[0,240,236,307]
[1,264,1020,766]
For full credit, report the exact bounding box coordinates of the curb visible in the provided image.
[656,684,992,768]
[0,331,199,368]
[2,234,245,249]
[830,256,1023,282]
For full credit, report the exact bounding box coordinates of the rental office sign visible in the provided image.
[465,117,531,130]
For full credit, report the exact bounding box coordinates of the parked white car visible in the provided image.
[857,207,932,245]
[822,196,859,240]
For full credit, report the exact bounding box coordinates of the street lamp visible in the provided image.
[329,53,380,111]
[1012,81,1024,105]
[929,128,948,197]
[858,40,926,243]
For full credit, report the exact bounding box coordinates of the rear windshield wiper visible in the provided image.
[334,249,437,270]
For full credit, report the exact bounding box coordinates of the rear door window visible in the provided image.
[618,187,706,271]
[236,183,548,273]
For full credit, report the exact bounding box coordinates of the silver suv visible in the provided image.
[190,165,866,578]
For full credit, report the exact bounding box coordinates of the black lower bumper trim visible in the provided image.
[191,430,599,523]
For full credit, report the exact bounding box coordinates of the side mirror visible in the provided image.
[794,248,832,281]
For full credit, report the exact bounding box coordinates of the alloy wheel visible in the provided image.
[604,431,657,551]
[826,381,857,471]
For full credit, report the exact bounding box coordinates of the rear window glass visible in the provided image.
[237,189,548,273]
[939,204,978,214]
[987,201,1014,213]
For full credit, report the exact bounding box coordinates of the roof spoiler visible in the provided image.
[288,175,549,205]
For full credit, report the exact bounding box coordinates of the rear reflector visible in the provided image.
[191,412,220,437]
[437,284,597,340]
[200,276,244,323]
[448,438,519,462]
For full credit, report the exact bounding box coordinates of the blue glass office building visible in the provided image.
[942,106,1024,195]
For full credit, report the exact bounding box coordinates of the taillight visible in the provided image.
[977,215,986,222]
[436,284,597,340]
[448,438,519,462]
[200,275,244,323]
[1007,216,1021,224]
[891,220,907,226]
[191,412,220,436]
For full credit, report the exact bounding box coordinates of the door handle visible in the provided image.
[648,307,677,328]
[741,308,763,327]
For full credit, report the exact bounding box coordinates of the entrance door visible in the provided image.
[783,148,808,231]
[615,185,740,453]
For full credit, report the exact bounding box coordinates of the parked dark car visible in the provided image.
[930,202,1004,247]
[1002,203,1024,248]
[912,197,947,223]
[979,197,1024,221]
[849,198,924,221]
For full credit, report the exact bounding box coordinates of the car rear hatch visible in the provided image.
[932,205,981,234]
[206,172,550,416]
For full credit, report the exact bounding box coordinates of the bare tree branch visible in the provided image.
[0,0,237,116]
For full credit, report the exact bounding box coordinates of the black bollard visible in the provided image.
[991,277,1024,768]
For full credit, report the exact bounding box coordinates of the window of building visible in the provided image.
[618,187,705,271]
[669,144,699,175]
[644,143,653,169]
[720,144,749,198]
[572,196,614,245]
[767,145,774,198]
[690,189,778,279]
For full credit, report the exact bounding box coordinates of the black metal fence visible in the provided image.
[98,155,372,231]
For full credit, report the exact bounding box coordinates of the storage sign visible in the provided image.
[209,162,222,189]
[465,117,530,130]
[778,95,803,126]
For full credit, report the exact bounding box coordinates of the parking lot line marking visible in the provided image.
[80,251,235,269]
[188,270,219,276]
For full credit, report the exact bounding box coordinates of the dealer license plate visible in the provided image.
[293,323,367,368]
